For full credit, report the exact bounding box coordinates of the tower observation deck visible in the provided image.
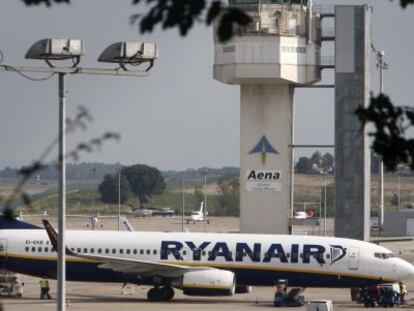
[214,0,321,234]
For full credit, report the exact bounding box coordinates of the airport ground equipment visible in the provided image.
[307,300,333,311]
[360,285,380,308]
[0,271,23,298]
[273,279,305,307]
[214,0,322,235]
[378,283,401,308]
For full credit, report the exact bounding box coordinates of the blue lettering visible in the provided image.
[263,244,288,263]
[208,242,233,262]
[185,241,210,261]
[161,241,183,260]
[303,244,326,264]
[235,243,261,262]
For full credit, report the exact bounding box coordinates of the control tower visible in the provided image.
[214,0,321,234]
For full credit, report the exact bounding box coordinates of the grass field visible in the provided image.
[1,173,413,216]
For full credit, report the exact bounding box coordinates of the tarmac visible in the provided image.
[1,216,414,311]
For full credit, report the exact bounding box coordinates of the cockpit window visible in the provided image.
[375,252,395,259]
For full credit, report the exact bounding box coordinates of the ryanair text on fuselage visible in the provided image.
[161,241,347,265]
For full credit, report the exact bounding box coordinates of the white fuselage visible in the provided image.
[1,229,414,288]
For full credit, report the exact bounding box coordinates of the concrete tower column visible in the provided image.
[214,1,321,234]
[240,85,293,234]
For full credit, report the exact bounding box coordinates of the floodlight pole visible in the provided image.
[0,62,150,311]
[377,51,386,233]
[57,72,66,311]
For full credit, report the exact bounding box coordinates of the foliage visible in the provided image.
[390,192,399,206]
[216,177,239,216]
[322,153,334,171]
[123,164,166,203]
[310,151,322,167]
[98,174,130,204]
[296,157,314,174]
[356,94,414,171]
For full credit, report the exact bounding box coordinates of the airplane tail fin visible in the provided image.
[42,219,76,256]
[0,215,42,230]
[199,201,204,214]
[120,217,134,232]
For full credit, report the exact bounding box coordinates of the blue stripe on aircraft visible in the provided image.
[1,255,385,288]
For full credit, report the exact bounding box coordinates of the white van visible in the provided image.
[307,300,334,311]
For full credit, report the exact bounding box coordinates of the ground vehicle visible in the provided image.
[153,208,175,217]
[378,283,400,308]
[307,300,333,311]
[0,272,23,298]
[273,279,305,307]
[360,285,380,308]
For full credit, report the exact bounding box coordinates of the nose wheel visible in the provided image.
[147,286,175,301]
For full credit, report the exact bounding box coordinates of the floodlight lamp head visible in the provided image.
[25,38,84,67]
[98,41,158,71]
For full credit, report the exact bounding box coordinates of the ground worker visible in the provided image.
[399,282,408,304]
[39,276,52,299]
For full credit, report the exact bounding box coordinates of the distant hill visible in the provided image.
[0,163,240,189]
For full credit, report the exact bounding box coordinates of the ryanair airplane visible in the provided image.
[0,216,413,301]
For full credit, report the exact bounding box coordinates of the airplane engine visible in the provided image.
[181,270,235,296]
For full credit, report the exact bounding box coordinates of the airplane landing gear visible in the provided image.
[147,286,175,301]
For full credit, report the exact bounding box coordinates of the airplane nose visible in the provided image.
[399,260,414,280]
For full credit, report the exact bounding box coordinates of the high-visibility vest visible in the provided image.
[39,279,49,288]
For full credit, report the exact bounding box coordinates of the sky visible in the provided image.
[0,0,413,171]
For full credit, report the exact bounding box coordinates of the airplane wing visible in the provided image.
[42,219,212,278]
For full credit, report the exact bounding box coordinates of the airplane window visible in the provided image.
[98,248,102,254]
[83,248,88,253]
[112,249,116,254]
[374,253,382,259]
[77,248,81,253]
[38,247,42,252]
[388,253,396,258]
[300,253,303,258]
[126,249,131,254]
[146,250,150,255]
[286,253,290,258]
[133,249,137,254]
[105,249,109,254]
[45,247,49,252]
[202,251,206,256]
[70,248,74,252]
[153,250,157,255]
[90,248,95,254]
[120,249,124,254]
[182,250,187,256]
[25,246,29,252]
[140,249,144,255]
[326,254,331,259]
[382,253,389,259]
[228,251,232,257]
[31,247,36,252]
